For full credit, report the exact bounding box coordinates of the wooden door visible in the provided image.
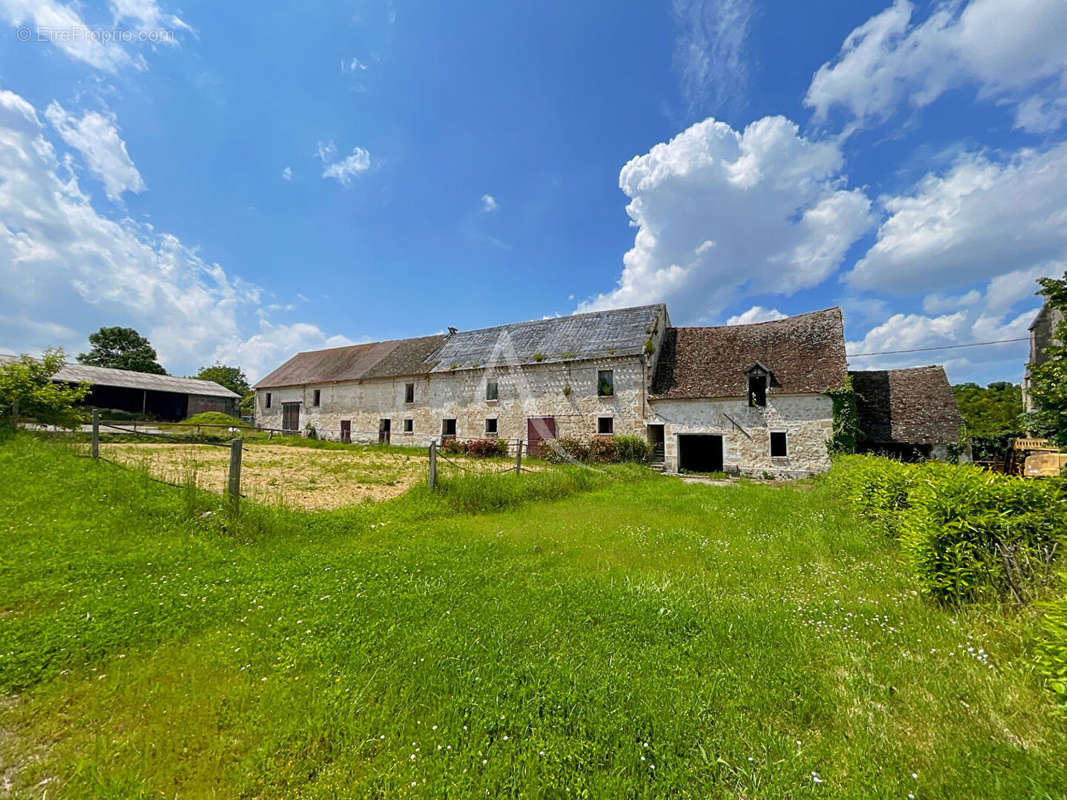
[340,420,351,444]
[282,402,300,433]
[526,416,556,458]
[379,418,391,444]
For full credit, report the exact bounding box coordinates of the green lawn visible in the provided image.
[1,434,1065,799]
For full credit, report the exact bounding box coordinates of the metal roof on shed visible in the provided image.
[0,356,239,398]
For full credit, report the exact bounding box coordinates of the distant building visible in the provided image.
[1023,302,1063,412]
[0,356,240,421]
[849,366,967,461]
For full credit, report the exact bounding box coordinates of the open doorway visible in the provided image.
[647,424,665,464]
[677,434,724,473]
[378,418,391,444]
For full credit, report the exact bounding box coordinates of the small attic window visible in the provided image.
[313,389,321,407]
[597,370,614,397]
[747,365,768,408]
[405,383,415,404]
[265,392,272,409]
[486,381,498,401]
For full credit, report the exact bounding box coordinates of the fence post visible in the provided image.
[428,440,437,491]
[227,438,243,515]
[514,438,522,475]
[10,399,18,430]
[91,409,99,459]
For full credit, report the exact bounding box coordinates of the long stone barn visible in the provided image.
[254,305,861,478]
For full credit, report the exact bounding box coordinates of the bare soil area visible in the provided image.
[98,443,510,510]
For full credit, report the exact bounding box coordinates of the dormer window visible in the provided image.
[747,364,769,408]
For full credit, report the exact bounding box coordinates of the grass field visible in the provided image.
[1,434,1066,798]
[96,440,520,509]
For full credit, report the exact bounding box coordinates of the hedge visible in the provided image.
[541,435,649,465]
[829,455,1066,604]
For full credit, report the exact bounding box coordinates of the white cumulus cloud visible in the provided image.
[0,88,348,381]
[44,101,145,202]
[806,0,1067,132]
[846,142,1067,294]
[580,115,872,322]
[481,193,498,213]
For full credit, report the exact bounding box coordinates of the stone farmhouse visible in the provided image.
[255,304,857,477]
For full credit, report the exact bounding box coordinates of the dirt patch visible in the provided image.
[98,443,514,510]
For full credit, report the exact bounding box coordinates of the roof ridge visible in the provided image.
[443,303,665,339]
[675,306,842,333]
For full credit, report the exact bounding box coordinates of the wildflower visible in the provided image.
[811,771,823,783]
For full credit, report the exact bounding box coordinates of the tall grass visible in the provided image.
[2,435,1066,798]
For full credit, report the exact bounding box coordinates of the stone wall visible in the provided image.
[255,355,651,447]
[648,394,834,478]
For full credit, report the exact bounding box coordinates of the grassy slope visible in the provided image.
[1,435,1065,799]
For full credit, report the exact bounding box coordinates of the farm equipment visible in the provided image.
[1003,437,1067,478]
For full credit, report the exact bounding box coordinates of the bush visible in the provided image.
[441,438,509,458]
[830,455,1067,604]
[829,455,917,537]
[588,436,617,463]
[540,437,590,464]
[463,438,509,458]
[898,463,1065,604]
[1036,577,1067,709]
[614,435,650,463]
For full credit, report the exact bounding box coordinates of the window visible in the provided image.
[442,418,457,438]
[770,431,788,458]
[265,392,272,409]
[405,383,415,404]
[403,418,413,433]
[486,381,498,401]
[485,418,498,435]
[597,369,614,397]
[597,416,614,435]
[747,368,768,407]
[312,389,321,407]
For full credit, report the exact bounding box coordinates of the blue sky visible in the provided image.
[1,0,1065,383]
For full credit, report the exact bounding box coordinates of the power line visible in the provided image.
[846,336,1028,358]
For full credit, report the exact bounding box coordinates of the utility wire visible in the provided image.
[846,336,1028,358]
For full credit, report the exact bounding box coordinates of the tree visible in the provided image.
[952,381,1025,461]
[78,327,166,374]
[196,364,251,397]
[1025,271,1067,445]
[197,363,254,416]
[0,349,90,429]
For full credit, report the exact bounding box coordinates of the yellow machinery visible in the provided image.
[1004,437,1067,478]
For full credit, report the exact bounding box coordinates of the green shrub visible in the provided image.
[540,437,590,464]
[829,455,916,537]
[898,462,1065,604]
[614,435,650,463]
[463,438,509,458]
[441,438,465,455]
[588,436,617,463]
[1036,577,1067,708]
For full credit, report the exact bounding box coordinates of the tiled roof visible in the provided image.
[650,307,847,399]
[0,356,239,398]
[254,305,665,389]
[850,366,964,445]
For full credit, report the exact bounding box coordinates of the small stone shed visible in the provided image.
[849,365,966,461]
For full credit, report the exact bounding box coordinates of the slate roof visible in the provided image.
[850,366,964,445]
[650,308,847,399]
[0,356,239,398]
[254,305,666,389]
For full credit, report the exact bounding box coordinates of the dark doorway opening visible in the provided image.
[526,416,556,458]
[678,434,724,473]
[647,424,665,463]
[379,418,391,444]
[340,420,351,444]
